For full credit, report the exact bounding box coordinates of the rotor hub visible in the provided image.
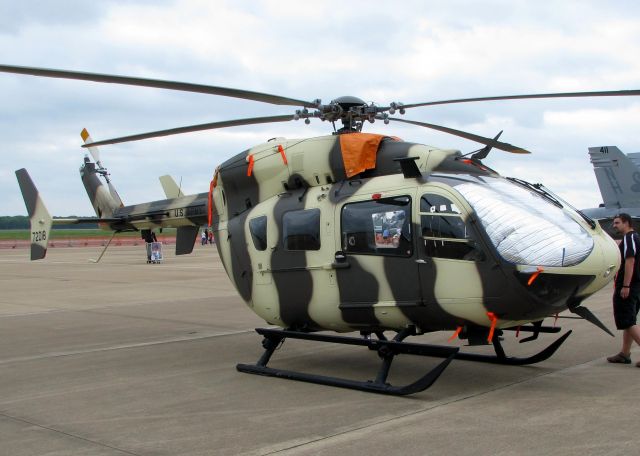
[301,96,389,132]
[331,95,367,110]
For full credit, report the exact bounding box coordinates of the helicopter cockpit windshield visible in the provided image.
[455,177,594,267]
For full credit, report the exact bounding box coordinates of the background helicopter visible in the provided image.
[2,63,638,395]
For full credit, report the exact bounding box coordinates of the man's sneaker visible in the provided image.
[607,352,631,364]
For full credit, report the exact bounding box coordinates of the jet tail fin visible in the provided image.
[15,168,52,260]
[589,146,640,208]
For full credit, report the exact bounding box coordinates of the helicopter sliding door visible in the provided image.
[245,185,346,332]
[336,192,421,329]
[417,190,505,325]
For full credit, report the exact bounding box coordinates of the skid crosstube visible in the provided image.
[237,327,572,395]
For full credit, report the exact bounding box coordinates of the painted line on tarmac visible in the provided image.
[0,329,254,365]
[0,308,67,318]
[260,354,625,455]
[0,410,142,456]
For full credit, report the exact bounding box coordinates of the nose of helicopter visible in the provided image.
[500,227,620,320]
[574,227,619,296]
[509,228,618,320]
[454,178,620,312]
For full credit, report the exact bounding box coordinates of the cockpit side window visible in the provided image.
[341,196,412,257]
[249,216,267,251]
[420,193,485,261]
[420,194,461,214]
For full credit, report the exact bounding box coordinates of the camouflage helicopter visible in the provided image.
[3,64,638,395]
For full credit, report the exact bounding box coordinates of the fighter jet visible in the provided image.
[582,146,640,237]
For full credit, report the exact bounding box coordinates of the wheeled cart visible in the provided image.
[146,242,163,263]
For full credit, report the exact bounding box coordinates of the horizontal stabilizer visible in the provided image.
[53,217,122,225]
[176,226,199,255]
[51,216,123,225]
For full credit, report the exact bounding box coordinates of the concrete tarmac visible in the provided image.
[1,245,638,456]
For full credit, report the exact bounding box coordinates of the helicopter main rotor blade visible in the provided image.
[82,115,296,147]
[386,117,531,154]
[401,89,640,110]
[0,64,316,108]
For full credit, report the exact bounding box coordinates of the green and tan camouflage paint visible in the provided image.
[208,133,620,335]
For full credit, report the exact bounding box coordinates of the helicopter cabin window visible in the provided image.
[341,196,412,257]
[421,193,485,261]
[282,209,321,250]
[249,216,267,251]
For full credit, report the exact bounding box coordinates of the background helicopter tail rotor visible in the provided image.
[80,128,123,206]
[81,128,103,168]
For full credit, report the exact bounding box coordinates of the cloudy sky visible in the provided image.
[1,0,639,216]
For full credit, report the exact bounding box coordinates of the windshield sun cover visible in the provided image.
[456,179,594,267]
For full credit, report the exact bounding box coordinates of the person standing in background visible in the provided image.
[607,213,640,366]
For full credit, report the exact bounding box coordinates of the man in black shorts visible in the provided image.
[607,213,640,366]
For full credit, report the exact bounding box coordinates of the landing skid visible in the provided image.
[237,327,572,395]
[455,330,572,365]
[237,328,458,396]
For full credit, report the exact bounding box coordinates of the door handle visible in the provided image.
[415,259,427,264]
